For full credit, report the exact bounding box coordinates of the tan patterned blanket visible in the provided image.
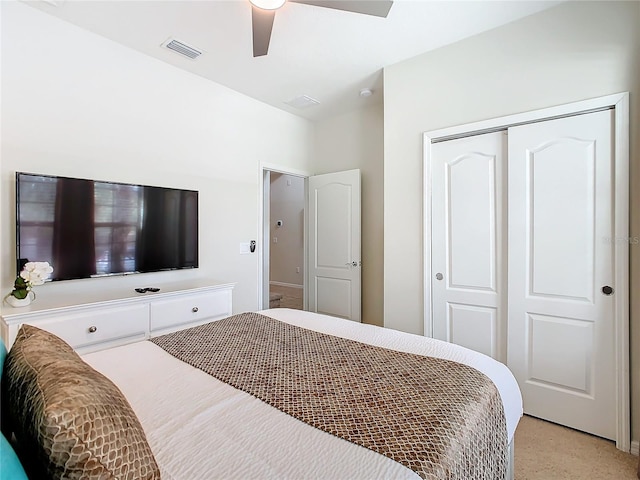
[151,312,507,479]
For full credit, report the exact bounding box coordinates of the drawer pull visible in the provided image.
[192,307,199,313]
[88,326,97,333]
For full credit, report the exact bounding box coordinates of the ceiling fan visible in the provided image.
[250,0,394,57]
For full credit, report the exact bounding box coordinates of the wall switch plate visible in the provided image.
[239,242,250,254]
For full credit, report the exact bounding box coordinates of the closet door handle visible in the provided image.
[601,286,614,296]
[435,273,443,281]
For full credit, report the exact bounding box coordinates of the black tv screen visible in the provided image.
[16,172,198,281]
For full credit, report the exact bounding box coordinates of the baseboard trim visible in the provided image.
[270,281,303,289]
[631,440,639,456]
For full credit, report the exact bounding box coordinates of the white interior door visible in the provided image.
[431,132,507,361]
[507,110,616,440]
[308,169,361,322]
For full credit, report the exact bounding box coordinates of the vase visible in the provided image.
[4,291,34,308]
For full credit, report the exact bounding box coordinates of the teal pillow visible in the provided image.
[1,341,28,480]
[0,432,28,480]
[0,341,6,374]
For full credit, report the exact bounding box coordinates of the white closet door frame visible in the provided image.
[423,92,630,451]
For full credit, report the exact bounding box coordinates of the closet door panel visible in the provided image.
[448,303,497,358]
[431,131,506,362]
[529,138,595,301]
[507,109,615,440]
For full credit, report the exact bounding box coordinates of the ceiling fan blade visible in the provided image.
[289,0,393,18]
[252,6,277,57]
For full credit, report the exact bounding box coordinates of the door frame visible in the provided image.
[258,162,311,311]
[423,92,630,451]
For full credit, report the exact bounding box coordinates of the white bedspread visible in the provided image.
[83,309,522,480]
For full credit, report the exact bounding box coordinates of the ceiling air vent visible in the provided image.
[285,95,320,109]
[161,38,203,60]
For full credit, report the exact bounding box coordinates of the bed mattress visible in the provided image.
[82,308,522,480]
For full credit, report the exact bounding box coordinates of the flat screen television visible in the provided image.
[16,172,198,281]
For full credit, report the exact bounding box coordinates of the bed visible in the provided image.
[1,308,523,479]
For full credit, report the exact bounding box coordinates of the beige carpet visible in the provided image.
[515,415,638,479]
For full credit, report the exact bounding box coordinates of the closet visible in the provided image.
[425,94,629,447]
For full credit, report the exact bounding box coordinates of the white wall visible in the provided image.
[313,103,384,327]
[383,0,640,443]
[269,173,304,287]
[0,2,314,313]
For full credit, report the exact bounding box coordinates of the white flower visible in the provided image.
[20,261,54,287]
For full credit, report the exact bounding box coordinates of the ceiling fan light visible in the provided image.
[250,0,286,10]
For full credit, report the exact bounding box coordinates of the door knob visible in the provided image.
[435,273,443,280]
[601,285,614,296]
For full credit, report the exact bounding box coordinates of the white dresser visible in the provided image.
[1,279,235,354]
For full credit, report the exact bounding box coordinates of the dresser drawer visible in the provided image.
[149,289,232,334]
[33,304,149,351]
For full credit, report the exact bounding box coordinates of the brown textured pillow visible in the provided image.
[1,324,160,480]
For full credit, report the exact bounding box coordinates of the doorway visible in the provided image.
[259,165,362,321]
[259,165,309,312]
[430,111,616,441]
[268,172,305,310]
[423,92,630,450]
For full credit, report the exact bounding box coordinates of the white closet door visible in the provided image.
[507,109,616,440]
[431,131,507,361]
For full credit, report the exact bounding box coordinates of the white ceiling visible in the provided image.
[26,0,562,122]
